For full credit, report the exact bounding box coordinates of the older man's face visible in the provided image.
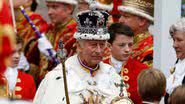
[78,40,106,66]
[77,3,89,12]
[172,31,185,60]
[46,2,72,25]
[119,12,141,33]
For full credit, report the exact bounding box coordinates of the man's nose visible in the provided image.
[48,7,54,15]
[173,41,178,49]
[124,45,132,53]
[119,16,125,24]
[14,52,20,58]
[95,44,102,53]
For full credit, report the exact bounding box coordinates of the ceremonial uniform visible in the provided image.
[34,55,127,104]
[16,10,48,65]
[5,68,36,100]
[46,19,77,57]
[118,0,154,67]
[16,11,48,44]
[16,10,49,86]
[111,0,122,22]
[121,57,149,104]
[132,32,153,67]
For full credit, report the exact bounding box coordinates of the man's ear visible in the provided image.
[66,4,73,15]
[138,17,148,27]
[76,41,82,53]
[107,42,112,49]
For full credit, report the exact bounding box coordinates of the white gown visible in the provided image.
[0,99,32,104]
[33,55,128,104]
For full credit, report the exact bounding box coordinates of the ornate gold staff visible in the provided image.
[58,40,70,104]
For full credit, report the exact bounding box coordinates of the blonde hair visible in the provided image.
[137,68,166,102]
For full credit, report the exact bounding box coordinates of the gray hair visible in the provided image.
[170,18,185,36]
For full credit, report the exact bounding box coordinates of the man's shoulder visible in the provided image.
[99,62,116,73]
[65,55,78,65]
[45,67,63,80]
[100,61,113,68]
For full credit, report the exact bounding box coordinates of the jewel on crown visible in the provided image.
[76,10,109,36]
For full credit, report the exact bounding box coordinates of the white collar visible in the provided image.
[110,56,124,73]
[4,67,18,91]
[174,58,185,76]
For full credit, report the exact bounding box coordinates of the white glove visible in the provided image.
[38,33,56,57]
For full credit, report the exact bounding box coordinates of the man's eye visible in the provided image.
[119,44,125,47]
[128,43,133,47]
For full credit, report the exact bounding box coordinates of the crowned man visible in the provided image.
[118,0,154,67]
[33,10,128,104]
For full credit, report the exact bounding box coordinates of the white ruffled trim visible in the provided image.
[74,32,110,40]
[118,6,154,22]
[46,0,77,5]
[91,1,113,11]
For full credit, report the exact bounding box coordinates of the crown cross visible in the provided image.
[115,79,125,97]
[84,18,92,27]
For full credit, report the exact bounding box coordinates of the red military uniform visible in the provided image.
[16,10,48,66]
[46,18,77,57]
[16,11,48,43]
[103,55,111,64]
[16,10,49,86]
[111,0,122,22]
[132,32,153,67]
[7,70,36,100]
[121,57,149,104]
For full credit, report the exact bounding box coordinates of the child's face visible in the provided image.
[111,34,133,62]
[10,43,22,68]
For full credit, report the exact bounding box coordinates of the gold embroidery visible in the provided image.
[17,78,21,83]
[15,87,22,91]
[125,84,130,89]
[15,94,22,99]
[128,92,131,97]
[123,68,129,74]
[123,76,129,81]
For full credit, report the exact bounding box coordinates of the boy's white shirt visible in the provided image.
[110,55,124,74]
[4,67,18,92]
